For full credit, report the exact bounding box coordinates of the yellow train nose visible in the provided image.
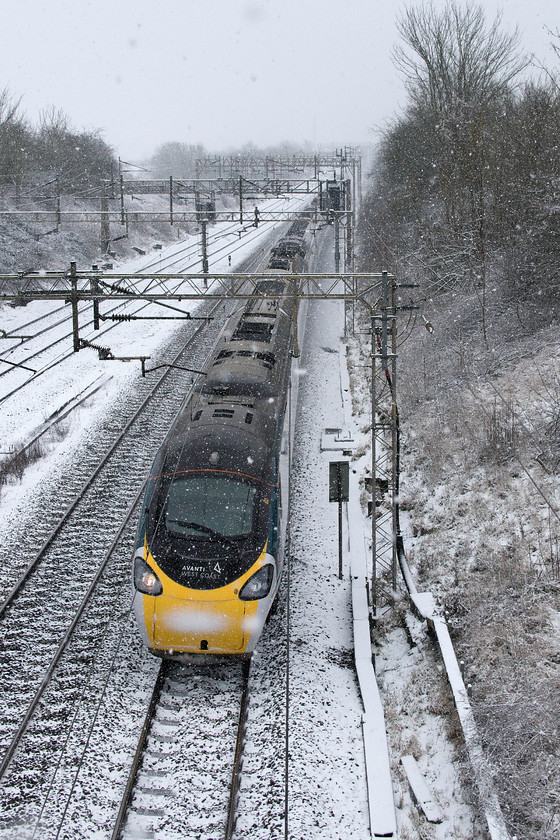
[152,595,247,653]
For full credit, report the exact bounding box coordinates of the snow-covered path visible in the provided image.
[286,294,371,835]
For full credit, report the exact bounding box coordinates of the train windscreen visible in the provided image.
[165,475,257,540]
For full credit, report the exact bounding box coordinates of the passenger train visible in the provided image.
[132,219,311,659]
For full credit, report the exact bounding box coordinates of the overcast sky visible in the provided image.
[1,0,559,161]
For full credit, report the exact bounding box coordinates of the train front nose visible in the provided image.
[152,595,247,653]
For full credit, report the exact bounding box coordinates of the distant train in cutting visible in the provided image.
[132,219,311,658]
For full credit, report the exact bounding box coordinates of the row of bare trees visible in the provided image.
[361,2,560,337]
[0,90,115,196]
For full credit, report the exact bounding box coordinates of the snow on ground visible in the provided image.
[0,190,252,274]
[342,333,486,839]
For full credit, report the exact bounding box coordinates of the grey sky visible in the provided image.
[1,0,559,161]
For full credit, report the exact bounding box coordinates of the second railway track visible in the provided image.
[0,194,305,401]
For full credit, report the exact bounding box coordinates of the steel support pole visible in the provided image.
[91,272,100,330]
[338,498,343,580]
[100,190,110,253]
[291,283,300,359]
[334,217,340,274]
[346,179,353,271]
[239,176,243,224]
[70,262,80,352]
[369,271,399,617]
[56,176,61,231]
[371,308,377,614]
[390,276,398,591]
[201,219,209,281]
[120,175,125,225]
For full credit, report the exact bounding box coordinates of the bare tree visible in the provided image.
[0,87,24,127]
[0,87,31,190]
[546,26,560,66]
[38,105,71,137]
[390,2,528,341]
[393,2,527,113]
[33,106,115,191]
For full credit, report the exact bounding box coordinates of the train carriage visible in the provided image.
[132,221,310,658]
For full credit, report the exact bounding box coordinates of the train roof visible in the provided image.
[164,418,273,485]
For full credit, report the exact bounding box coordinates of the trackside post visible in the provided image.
[329,460,349,579]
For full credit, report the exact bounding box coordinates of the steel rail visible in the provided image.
[110,659,252,840]
[1,373,111,460]
[225,657,253,840]
[0,293,185,395]
[109,662,168,840]
[0,260,216,401]
[132,194,299,275]
[113,210,242,277]
[0,259,205,388]
[0,283,240,788]
[0,257,259,814]
[0,304,90,373]
[0,238,274,784]
[0,301,81,343]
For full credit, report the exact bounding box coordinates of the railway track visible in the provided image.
[0,529,291,840]
[112,659,252,840]
[0,293,222,614]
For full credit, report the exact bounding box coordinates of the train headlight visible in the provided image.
[239,565,273,600]
[133,556,163,596]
